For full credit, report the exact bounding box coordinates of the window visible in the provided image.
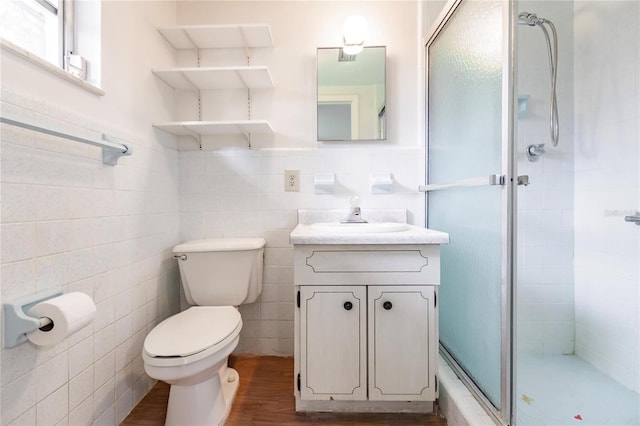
[0,0,96,85]
[0,0,65,67]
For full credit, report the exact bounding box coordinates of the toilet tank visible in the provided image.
[172,238,265,306]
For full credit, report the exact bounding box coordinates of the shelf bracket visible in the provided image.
[179,71,200,93]
[181,28,199,50]
[235,124,252,149]
[238,26,252,64]
[247,87,252,121]
[242,130,252,149]
[179,125,202,149]
[236,70,249,89]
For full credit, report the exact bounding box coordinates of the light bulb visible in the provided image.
[343,16,367,54]
[342,44,363,55]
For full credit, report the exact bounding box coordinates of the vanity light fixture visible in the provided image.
[343,16,367,55]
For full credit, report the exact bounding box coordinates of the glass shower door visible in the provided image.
[424,0,514,422]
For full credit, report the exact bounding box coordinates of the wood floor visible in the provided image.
[121,355,448,426]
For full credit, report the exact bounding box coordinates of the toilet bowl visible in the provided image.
[142,237,265,426]
[143,306,242,425]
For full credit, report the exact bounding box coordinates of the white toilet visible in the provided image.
[142,237,265,426]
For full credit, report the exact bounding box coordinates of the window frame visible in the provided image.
[1,0,76,70]
[0,0,103,95]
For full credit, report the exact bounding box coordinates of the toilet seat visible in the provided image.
[143,306,242,367]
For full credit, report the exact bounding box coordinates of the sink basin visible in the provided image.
[310,222,411,233]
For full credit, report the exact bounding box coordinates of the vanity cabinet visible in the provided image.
[299,286,367,401]
[368,285,435,401]
[293,242,442,413]
[299,285,436,403]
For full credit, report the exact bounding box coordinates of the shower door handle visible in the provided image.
[418,174,505,192]
[624,212,640,225]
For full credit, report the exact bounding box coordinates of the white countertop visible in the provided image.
[290,209,449,245]
[290,223,450,245]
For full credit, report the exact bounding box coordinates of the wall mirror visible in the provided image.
[317,46,386,141]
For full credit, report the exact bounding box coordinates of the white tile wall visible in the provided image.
[179,148,425,355]
[516,1,575,355]
[173,0,426,356]
[517,2,639,394]
[175,0,422,151]
[573,0,640,393]
[0,90,181,425]
[0,0,430,422]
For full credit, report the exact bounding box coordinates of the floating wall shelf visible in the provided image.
[152,66,274,90]
[154,24,274,148]
[153,120,273,137]
[158,24,274,50]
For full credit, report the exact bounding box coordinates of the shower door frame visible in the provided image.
[424,0,518,424]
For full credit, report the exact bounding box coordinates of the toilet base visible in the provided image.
[219,367,240,424]
[165,367,240,426]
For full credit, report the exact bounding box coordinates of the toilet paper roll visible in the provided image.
[26,292,96,346]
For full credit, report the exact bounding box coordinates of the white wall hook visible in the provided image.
[370,173,394,194]
[314,173,335,194]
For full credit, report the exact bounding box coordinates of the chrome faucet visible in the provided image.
[341,196,368,223]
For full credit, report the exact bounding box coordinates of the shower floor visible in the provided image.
[517,354,639,426]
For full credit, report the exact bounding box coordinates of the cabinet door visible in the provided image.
[300,286,367,401]
[368,285,435,401]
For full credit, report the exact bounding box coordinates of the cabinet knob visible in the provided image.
[383,301,393,310]
[343,301,353,311]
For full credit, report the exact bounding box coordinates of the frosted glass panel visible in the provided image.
[427,0,504,409]
[429,187,502,407]
[429,0,503,185]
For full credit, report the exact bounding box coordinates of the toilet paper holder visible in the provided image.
[3,287,62,348]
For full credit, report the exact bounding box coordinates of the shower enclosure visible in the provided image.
[425,0,639,424]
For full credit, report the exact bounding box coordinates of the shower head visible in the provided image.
[518,11,560,147]
[518,12,546,26]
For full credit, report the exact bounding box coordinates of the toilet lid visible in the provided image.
[144,306,241,358]
[173,238,265,253]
